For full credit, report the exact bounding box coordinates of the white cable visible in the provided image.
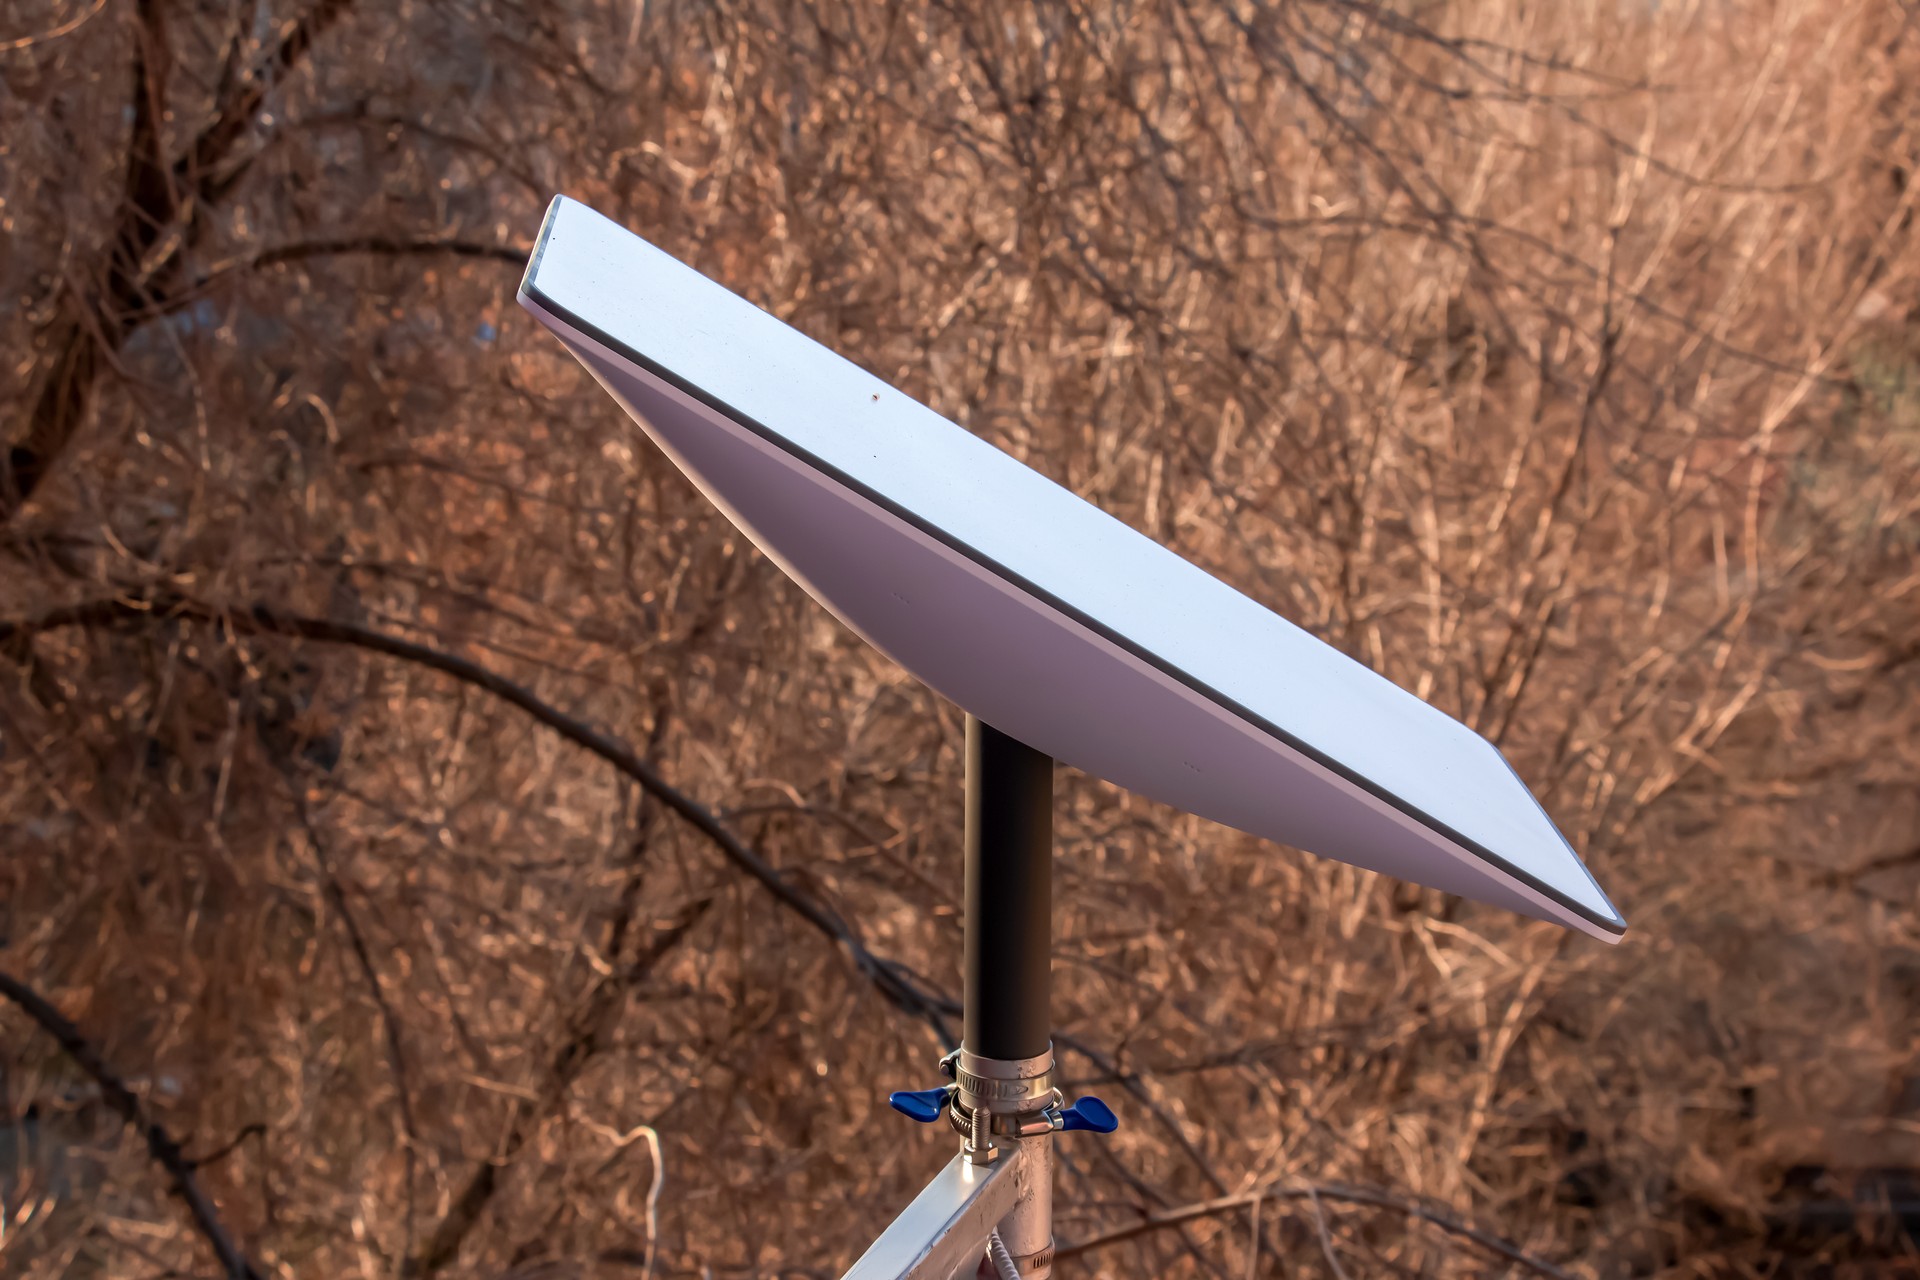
[987,1228,1023,1280]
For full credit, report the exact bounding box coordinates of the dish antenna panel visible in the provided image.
[519,195,1624,1280]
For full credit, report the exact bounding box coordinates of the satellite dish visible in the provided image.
[517,195,1624,943]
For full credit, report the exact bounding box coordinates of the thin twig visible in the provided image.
[639,1125,664,1280]
[302,808,421,1261]
[1306,1185,1353,1280]
[186,1122,266,1171]
[0,0,108,51]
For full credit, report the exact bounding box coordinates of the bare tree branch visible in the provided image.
[241,235,532,271]
[405,896,712,1279]
[0,967,266,1280]
[3,0,360,521]
[300,804,423,1260]
[1054,1180,1578,1280]
[130,236,533,323]
[0,595,955,1043]
[175,0,360,210]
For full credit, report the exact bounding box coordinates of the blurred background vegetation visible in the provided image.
[2,0,1918,1276]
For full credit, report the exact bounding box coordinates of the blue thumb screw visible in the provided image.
[888,1086,952,1123]
[1055,1096,1118,1133]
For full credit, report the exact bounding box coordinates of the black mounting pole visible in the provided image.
[963,715,1054,1062]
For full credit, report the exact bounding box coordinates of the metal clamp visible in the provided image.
[945,1046,1056,1163]
[889,1043,1116,1166]
[952,1047,1055,1114]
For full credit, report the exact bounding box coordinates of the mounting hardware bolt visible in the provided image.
[965,1098,998,1165]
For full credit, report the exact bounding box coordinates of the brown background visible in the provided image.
[3,1,1919,1276]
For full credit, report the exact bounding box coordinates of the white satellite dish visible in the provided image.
[519,194,1625,1280]
[517,195,1623,943]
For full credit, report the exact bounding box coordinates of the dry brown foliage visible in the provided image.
[3,0,1919,1276]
